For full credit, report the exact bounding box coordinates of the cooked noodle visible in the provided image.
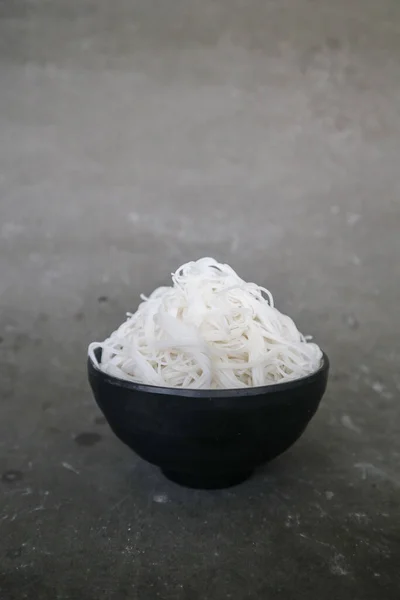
[88,258,322,389]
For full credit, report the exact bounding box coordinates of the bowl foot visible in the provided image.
[161,468,253,490]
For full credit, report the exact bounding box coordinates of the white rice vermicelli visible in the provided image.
[88,258,322,389]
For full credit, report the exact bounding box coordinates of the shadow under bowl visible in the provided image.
[88,348,329,489]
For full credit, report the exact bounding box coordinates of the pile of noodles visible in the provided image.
[88,258,322,389]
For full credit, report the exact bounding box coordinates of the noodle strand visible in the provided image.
[88,258,322,389]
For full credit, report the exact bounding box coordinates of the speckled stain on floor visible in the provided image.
[0,1,400,599]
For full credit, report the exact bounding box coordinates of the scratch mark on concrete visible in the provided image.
[354,463,400,487]
[330,552,349,576]
[61,462,80,475]
[341,414,361,434]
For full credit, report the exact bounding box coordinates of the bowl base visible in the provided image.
[161,468,253,490]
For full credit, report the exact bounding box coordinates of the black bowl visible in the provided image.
[88,348,329,489]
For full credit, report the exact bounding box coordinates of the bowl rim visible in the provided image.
[88,348,329,399]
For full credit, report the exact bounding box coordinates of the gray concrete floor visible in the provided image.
[1,0,400,598]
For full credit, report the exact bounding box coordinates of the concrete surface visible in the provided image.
[1,0,400,598]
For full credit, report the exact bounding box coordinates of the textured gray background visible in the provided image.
[0,1,399,598]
